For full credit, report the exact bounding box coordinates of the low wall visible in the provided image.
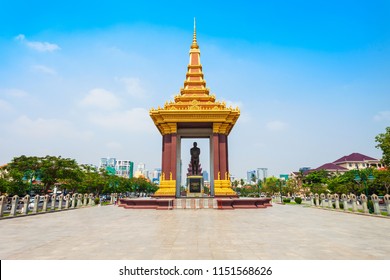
[118,197,273,210]
[303,193,390,217]
[0,193,117,218]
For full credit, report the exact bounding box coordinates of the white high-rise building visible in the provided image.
[134,163,149,179]
[152,168,162,183]
[100,157,134,178]
[115,160,134,178]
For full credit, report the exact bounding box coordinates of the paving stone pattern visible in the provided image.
[0,204,389,260]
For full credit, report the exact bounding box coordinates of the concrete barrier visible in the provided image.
[0,193,107,218]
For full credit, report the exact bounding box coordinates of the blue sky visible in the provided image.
[0,0,389,180]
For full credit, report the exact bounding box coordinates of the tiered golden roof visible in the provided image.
[150,20,240,135]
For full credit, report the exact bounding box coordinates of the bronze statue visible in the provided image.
[190,142,200,175]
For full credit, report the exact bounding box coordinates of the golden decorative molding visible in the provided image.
[214,179,236,196]
[149,23,240,136]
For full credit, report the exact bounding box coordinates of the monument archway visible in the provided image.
[177,131,213,197]
[150,22,240,198]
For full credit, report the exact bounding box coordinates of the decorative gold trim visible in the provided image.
[149,24,240,136]
[155,176,176,197]
[214,179,237,196]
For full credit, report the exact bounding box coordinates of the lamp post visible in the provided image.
[257,180,262,197]
[354,169,375,197]
[23,170,41,196]
[279,180,282,203]
[278,179,284,203]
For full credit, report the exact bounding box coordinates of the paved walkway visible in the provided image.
[0,204,389,260]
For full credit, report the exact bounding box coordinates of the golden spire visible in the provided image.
[149,19,240,136]
[191,17,198,49]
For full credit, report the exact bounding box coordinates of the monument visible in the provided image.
[189,142,201,176]
[150,20,240,197]
[187,142,204,197]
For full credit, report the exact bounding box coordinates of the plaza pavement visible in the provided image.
[0,203,389,260]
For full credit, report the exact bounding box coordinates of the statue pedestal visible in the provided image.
[187,176,204,197]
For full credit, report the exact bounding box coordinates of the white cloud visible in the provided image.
[117,77,146,98]
[15,34,25,41]
[9,115,92,140]
[266,120,287,131]
[0,88,29,98]
[221,98,243,110]
[15,34,61,52]
[106,141,123,150]
[0,99,13,112]
[31,65,57,75]
[374,111,390,122]
[80,88,121,110]
[87,108,155,133]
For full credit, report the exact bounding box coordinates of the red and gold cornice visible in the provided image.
[150,20,240,136]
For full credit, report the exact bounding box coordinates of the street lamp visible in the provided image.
[257,180,262,197]
[354,169,375,196]
[23,170,41,196]
[278,178,285,203]
[279,180,282,203]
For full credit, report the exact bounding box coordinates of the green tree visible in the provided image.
[6,155,82,194]
[327,174,351,194]
[232,180,239,193]
[285,178,299,196]
[375,126,390,167]
[0,175,28,196]
[372,169,390,195]
[0,177,7,194]
[40,156,81,193]
[304,170,330,194]
[4,156,42,195]
[251,173,257,185]
[326,169,377,195]
[262,176,280,195]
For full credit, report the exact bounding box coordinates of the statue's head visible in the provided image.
[193,142,197,147]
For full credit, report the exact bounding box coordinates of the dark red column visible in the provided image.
[213,133,220,179]
[219,134,227,179]
[162,134,171,177]
[161,134,177,180]
[170,134,177,180]
[225,136,229,174]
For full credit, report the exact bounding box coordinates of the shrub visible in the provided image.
[283,198,291,203]
[294,197,302,204]
[367,200,374,214]
[94,197,100,205]
[339,203,344,209]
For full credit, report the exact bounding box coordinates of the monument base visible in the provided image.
[214,179,238,197]
[187,175,204,197]
[153,179,176,198]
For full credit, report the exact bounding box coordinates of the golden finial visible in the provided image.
[192,17,198,48]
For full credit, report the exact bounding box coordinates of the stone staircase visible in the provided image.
[173,198,217,209]
[119,197,272,210]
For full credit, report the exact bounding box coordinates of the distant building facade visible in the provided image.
[202,170,209,181]
[99,157,134,178]
[152,168,162,184]
[100,158,116,169]
[246,170,256,184]
[134,163,149,179]
[116,160,134,178]
[291,152,383,177]
[332,153,383,170]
